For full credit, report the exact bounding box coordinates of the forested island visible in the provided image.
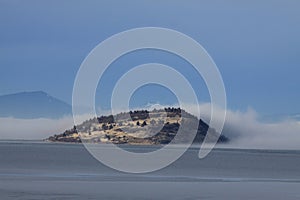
[47,108,228,145]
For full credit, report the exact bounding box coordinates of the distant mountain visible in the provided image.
[47,107,229,144]
[0,91,71,119]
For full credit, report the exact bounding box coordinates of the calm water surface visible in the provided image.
[0,141,300,200]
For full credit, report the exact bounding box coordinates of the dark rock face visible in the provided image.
[46,108,229,144]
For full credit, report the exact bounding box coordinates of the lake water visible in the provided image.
[0,141,300,200]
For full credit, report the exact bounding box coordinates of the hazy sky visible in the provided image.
[0,0,299,117]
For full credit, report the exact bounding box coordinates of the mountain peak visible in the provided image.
[0,91,71,119]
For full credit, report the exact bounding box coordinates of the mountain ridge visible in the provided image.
[0,91,71,119]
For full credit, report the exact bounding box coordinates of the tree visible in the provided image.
[102,124,108,130]
[141,121,147,127]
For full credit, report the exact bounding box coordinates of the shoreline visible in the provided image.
[1,139,300,153]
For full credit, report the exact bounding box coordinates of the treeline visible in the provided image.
[96,107,182,123]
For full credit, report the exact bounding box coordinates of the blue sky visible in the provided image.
[0,0,300,117]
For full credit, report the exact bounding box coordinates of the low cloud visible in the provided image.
[193,103,300,150]
[0,114,90,140]
[0,104,299,150]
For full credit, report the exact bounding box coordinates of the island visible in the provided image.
[46,107,229,145]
